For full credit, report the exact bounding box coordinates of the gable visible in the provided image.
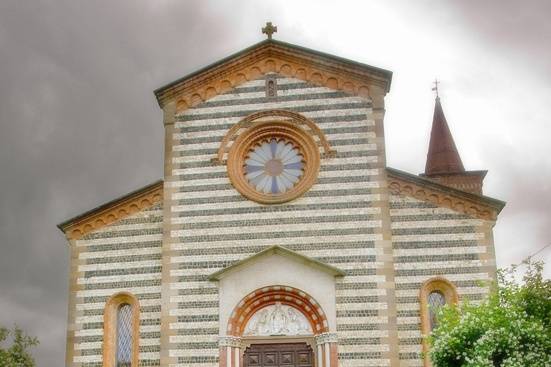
[387,167,505,221]
[210,245,343,334]
[176,73,359,120]
[57,180,163,241]
[209,245,345,281]
[154,39,392,114]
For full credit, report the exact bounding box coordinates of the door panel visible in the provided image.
[244,343,313,367]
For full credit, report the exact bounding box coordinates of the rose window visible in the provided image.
[226,121,320,204]
[244,139,304,194]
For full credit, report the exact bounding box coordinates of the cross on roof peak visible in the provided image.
[262,22,277,40]
[432,78,440,98]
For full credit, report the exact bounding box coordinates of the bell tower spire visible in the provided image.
[424,95,465,175]
[421,83,487,195]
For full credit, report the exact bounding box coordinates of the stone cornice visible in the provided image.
[57,180,163,241]
[386,167,505,221]
[154,39,392,112]
[208,245,345,281]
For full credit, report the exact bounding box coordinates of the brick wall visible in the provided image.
[68,203,163,367]
[65,73,498,367]
[390,194,495,366]
[165,73,390,367]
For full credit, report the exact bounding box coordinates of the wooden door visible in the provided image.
[244,343,313,367]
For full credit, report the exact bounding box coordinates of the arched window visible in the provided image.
[103,292,140,367]
[427,290,446,330]
[419,277,458,367]
[116,304,133,366]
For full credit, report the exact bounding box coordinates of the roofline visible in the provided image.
[386,167,506,211]
[154,39,270,96]
[57,180,164,232]
[420,170,488,178]
[153,38,393,104]
[208,245,346,281]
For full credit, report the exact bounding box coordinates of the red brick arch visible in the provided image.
[216,109,336,164]
[227,285,329,336]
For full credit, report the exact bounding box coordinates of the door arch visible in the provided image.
[220,286,337,367]
[227,285,329,337]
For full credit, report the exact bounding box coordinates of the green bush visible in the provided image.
[429,261,551,367]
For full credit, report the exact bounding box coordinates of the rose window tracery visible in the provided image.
[245,139,304,194]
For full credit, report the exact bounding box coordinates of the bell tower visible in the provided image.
[421,91,487,194]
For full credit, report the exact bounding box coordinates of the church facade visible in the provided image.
[58,33,505,367]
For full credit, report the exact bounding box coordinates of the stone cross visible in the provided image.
[432,78,440,98]
[262,22,277,39]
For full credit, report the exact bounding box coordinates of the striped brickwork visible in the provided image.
[165,73,391,367]
[389,194,496,367]
[64,72,500,367]
[68,203,163,367]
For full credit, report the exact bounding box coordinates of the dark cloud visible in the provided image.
[0,1,234,364]
[0,1,549,365]
[451,0,551,76]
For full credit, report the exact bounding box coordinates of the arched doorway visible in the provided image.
[219,286,337,367]
[242,302,315,367]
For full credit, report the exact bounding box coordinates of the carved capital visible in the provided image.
[314,332,338,345]
[219,336,244,348]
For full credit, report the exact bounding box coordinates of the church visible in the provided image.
[58,24,505,367]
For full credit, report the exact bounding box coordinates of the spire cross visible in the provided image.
[262,22,277,39]
[432,79,440,98]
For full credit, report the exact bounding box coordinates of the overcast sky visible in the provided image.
[0,1,549,365]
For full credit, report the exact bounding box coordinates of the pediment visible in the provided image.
[208,245,345,281]
[154,39,392,114]
[387,167,505,221]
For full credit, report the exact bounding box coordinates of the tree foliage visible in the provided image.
[429,261,551,367]
[0,325,38,367]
